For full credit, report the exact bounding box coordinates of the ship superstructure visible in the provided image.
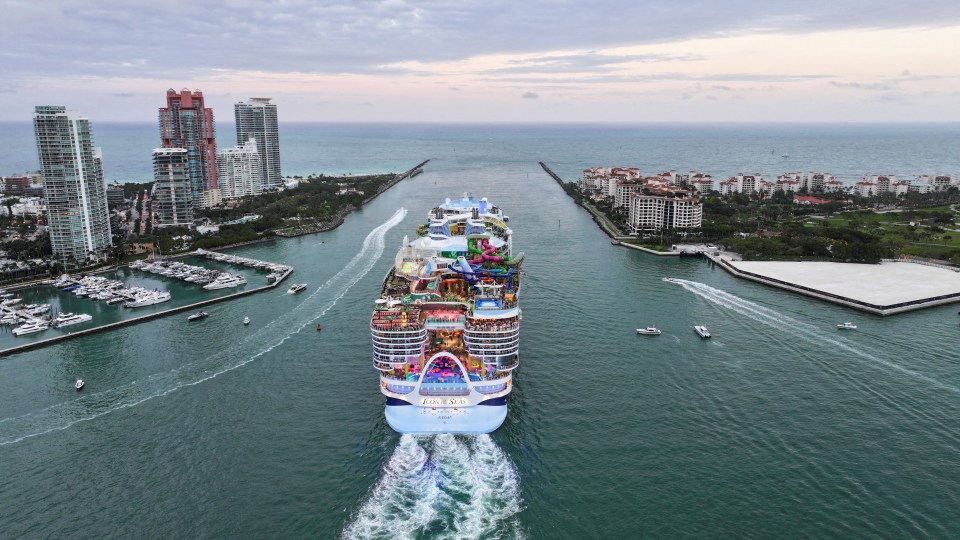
[372,194,523,433]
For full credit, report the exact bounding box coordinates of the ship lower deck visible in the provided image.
[385,397,508,434]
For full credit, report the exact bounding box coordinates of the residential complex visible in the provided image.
[235,98,281,191]
[579,167,704,233]
[216,139,263,199]
[152,148,193,228]
[159,89,218,208]
[33,105,112,268]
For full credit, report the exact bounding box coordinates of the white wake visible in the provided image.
[343,434,524,540]
[0,208,407,445]
[668,278,960,395]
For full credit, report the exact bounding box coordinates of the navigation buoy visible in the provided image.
[317,324,322,332]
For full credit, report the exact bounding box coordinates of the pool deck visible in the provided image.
[706,254,960,315]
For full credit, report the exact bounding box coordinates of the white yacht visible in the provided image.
[694,325,711,338]
[637,326,662,335]
[52,313,93,327]
[243,316,251,325]
[13,321,50,336]
[837,322,857,330]
[203,274,247,290]
[75,379,84,391]
[123,291,172,308]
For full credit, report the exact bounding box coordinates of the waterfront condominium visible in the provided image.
[234,98,281,191]
[152,148,193,227]
[159,88,218,207]
[33,105,113,269]
[216,139,263,199]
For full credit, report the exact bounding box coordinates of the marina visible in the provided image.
[0,251,294,356]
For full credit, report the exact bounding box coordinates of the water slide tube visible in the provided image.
[456,256,478,283]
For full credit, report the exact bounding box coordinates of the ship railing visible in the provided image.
[473,383,508,394]
[464,322,519,332]
[463,335,519,346]
[418,384,470,396]
[465,343,519,353]
[370,323,425,332]
[385,383,416,394]
[372,335,425,346]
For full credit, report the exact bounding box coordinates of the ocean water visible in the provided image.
[1,123,960,538]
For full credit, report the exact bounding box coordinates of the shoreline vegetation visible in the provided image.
[544,162,960,267]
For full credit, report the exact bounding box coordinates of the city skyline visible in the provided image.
[2,1,959,123]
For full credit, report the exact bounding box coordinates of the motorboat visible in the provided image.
[187,311,209,321]
[52,313,93,327]
[75,379,84,391]
[287,283,307,294]
[13,321,50,336]
[694,325,711,338]
[637,326,661,335]
[243,316,250,325]
[837,322,857,330]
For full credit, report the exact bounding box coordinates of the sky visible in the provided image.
[2,0,960,123]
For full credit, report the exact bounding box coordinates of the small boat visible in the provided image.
[694,325,711,338]
[75,379,84,391]
[287,283,308,294]
[187,311,209,321]
[317,324,322,332]
[662,277,676,283]
[637,326,661,335]
[243,316,250,325]
[837,322,857,330]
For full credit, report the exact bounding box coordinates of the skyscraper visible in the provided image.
[216,138,263,199]
[159,88,218,207]
[152,148,193,228]
[235,98,281,191]
[33,105,113,268]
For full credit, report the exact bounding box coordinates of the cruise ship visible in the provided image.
[372,195,523,434]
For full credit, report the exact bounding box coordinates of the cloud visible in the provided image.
[114,92,136,97]
[521,92,539,99]
[829,81,895,90]
[3,1,959,79]
[481,51,704,75]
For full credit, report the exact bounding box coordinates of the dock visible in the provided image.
[0,255,294,358]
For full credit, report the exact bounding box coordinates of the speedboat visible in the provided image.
[243,316,250,325]
[75,379,84,391]
[837,322,857,330]
[187,311,209,321]
[287,283,307,294]
[694,325,711,338]
[637,326,661,335]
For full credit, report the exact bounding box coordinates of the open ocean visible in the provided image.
[2,122,960,538]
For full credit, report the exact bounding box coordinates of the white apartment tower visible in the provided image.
[235,98,281,191]
[216,139,263,199]
[152,148,193,227]
[33,105,112,268]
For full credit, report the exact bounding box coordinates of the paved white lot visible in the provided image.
[726,260,960,305]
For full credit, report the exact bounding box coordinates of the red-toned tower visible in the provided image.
[158,88,217,207]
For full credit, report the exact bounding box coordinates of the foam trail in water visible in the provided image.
[343,434,524,540]
[0,208,407,446]
[669,279,960,395]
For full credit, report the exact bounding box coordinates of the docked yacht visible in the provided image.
[13,321,50,336]
[123,291,172,308]
[203,274,247,290]
[694,325,711,338]
[52,313,93,327]
[637,326,662,335]
[287,283,307,294]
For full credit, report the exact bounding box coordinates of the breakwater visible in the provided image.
[540,161,633,240]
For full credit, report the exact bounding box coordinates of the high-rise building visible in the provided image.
[216,138,263,199]
[33,105,113,268]
[152,148,193,227]
[159,88,217,207]
[234,98,281,191]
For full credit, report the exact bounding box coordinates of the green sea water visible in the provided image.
[2,124,960,538]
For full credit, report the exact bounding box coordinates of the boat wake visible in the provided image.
[668,279,960,395]
[343,434,524,540]
[0,208,407,446]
